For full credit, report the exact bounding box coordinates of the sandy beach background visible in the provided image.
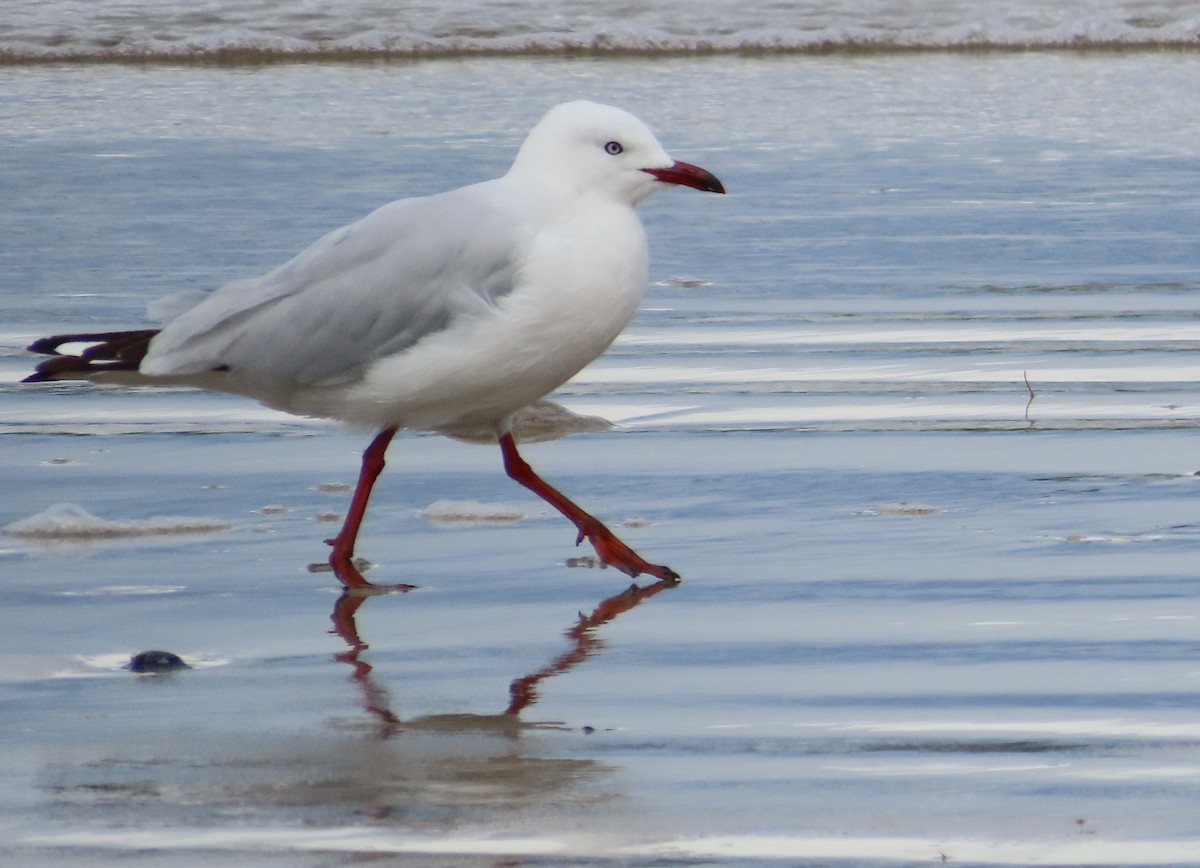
[4,4,1200,862]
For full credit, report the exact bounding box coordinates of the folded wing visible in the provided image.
[143,185,528,387]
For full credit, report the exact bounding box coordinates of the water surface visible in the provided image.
[3,40,1200,867]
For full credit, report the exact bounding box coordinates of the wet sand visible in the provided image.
[4,426,1200,864]
[5,52,1200,863]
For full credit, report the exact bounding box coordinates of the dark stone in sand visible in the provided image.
[127,650,190,673]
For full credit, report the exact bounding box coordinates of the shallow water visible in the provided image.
[5,0,1200,59]
[4,51,1200,864]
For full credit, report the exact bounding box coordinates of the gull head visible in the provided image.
[509,100,724,205]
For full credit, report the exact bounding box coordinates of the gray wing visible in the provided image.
[142,184,527,386]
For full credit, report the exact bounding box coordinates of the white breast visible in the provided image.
[292,196,649,434]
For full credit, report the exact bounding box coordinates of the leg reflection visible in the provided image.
[329,578,677,731]
[505,579,677,716]
[330,592,402,735]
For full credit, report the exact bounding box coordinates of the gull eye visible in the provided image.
[604,141,624,156]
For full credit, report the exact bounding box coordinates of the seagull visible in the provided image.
[24,100,725,591]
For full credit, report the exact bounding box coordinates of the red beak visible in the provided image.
[643,160,725,194]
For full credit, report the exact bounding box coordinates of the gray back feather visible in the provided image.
[143,185,526,386]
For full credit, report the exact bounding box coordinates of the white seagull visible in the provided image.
[25,100,725,591]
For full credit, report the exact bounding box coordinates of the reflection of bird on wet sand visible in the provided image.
[33,582,679,835]
[316,580,678,823]
[329,578,677,734]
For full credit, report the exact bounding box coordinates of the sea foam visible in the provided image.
[4,1,1199,63]
[2,504,232,540]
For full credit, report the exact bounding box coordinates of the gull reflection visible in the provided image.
[505,580,676,716]
[329,578,677,734]
[329,592,403,735]
[27,575,677,838]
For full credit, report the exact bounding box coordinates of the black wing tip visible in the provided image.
[26,329,159,356]
[26,335,67,355]
[23,355,93,383]
[22,329,160,381]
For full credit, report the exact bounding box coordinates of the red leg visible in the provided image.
[498,431,679,583]
[325,427,414,592]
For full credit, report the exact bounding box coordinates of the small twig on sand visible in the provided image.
[1024,370,1037,423]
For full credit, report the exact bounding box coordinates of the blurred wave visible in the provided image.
[5,0,1200,64]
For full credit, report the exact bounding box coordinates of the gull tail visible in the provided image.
[23,330,160,383]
